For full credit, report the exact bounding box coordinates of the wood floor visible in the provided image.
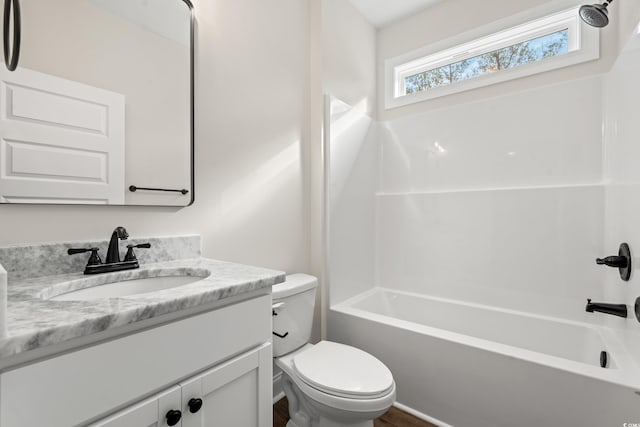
[273,397,437,427]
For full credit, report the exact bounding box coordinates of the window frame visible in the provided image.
[385,6,600,109]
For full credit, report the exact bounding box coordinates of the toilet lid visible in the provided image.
[292,341,394,398]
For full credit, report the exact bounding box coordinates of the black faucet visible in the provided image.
[585,299,628,318]
[106,226,129,264]
[68,227,150,275]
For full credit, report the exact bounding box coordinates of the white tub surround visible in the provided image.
[325,9,640,427]
[330,288,640,427]
[603,24,640,339]
[375,185,605,321]
[325,86,628,426]
[0,236,285,365]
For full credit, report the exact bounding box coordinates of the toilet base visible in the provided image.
[285,417,373,427]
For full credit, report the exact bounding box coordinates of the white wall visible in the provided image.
[603,27,640,350]
[377,0,640,120]
[327,97,378,305]
[318,0,377,333]
[0,0,310,275]
[320,1,378,307]
[378,78,603,192]
[376,78,605,321]
[322,0,377,117]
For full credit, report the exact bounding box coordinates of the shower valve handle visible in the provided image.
[596,256,628,268]
[596,243,632,281]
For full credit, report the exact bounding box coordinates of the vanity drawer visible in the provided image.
[0,294,271,427]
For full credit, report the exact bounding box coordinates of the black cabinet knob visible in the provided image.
[166,409,182,426]
[188,398,203,413]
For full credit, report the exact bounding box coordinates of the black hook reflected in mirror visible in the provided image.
[3,0,21,71]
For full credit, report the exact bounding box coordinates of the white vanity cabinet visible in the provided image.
[92,344,272,427]
[0,293,273,427]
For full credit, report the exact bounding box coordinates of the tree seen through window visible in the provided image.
[405,29,569,94]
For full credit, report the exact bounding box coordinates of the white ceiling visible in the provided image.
[349,0,444,28]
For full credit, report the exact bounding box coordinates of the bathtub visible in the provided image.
[329,288,640,427]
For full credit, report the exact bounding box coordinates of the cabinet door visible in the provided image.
[90,386,182,427]
[181,343,272,427]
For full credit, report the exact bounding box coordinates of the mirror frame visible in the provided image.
[3,0,195,208]
[184,0,195,208]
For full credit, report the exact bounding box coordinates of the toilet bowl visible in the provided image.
[273,274,396,427]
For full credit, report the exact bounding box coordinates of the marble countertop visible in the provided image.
[0,258,285,360]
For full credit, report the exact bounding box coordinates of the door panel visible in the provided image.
[201,370,258,427]
[181,344,272,427]
[90,386,182,427]
[0,67,125,204]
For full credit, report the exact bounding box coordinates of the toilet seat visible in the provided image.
[292,341,394,399]
[275,343,396,413]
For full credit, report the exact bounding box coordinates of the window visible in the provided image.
[385,7,599,109]
[404,29,570,94]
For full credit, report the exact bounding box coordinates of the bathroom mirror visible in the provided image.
[0,0,194,206]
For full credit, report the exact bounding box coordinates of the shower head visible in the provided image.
[579,0,613,28]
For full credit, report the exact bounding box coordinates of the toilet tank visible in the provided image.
[272,274,317,357]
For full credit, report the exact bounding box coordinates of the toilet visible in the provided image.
[273,274,396,427]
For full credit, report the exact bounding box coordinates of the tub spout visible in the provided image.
[585,299,627,318]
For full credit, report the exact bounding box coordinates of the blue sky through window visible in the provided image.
[405,29,569,94]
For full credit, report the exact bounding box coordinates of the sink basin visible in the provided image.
[45,269,210,301]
